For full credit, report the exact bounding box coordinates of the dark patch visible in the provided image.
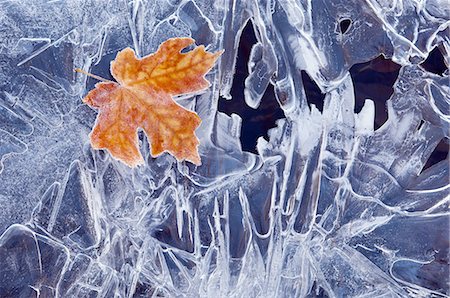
[417,120,424,131]
[84,52,116,92]
[310,281,330,297]
[218,20,285,154]
[132,282,156,297]
[420,46,447,76]
[422,138,449,172]
[349,55,401,130]
[301,70,325,112]
[152,210,194,253]
[339,18,352,34]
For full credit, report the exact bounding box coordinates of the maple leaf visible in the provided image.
[77,37,222,167]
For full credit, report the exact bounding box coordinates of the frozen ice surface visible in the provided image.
[0,0,449,297]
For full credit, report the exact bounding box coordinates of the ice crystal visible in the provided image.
[0,0,448,297]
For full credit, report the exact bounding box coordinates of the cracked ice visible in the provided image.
[0,0,449,297]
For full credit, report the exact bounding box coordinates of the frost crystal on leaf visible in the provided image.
[0,0,448,297]
[79,38,221,167]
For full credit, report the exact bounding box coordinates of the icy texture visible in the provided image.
[0,0,449,297]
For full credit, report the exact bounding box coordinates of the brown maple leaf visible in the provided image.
[77,37,222,167]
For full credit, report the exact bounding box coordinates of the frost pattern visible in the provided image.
[0,0,449,297]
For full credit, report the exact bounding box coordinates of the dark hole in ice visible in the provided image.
[218,20,285,154]
[422,138,449,172]
[420,45,447,76]
[301,70,325,112]
[417,119,424,131]
[349,55,401,130]
[338,18,352,34]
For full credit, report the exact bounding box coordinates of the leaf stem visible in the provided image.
[75,68,114,83]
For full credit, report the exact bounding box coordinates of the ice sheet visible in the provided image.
[0,0,448,297]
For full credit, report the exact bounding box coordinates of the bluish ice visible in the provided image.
[0,0,448,297]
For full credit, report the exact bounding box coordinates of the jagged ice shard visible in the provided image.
[0,0,449,297]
